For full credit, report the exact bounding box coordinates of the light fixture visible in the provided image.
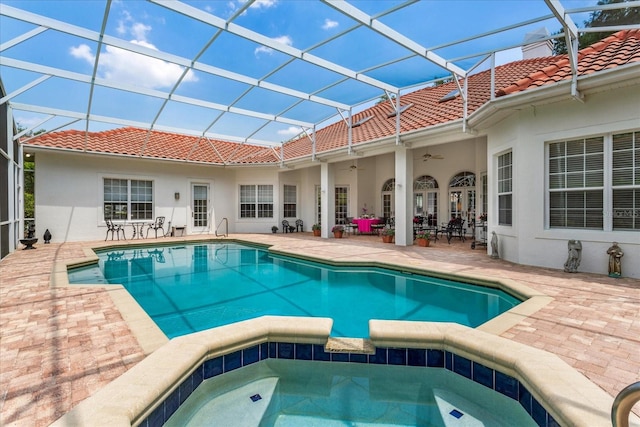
[174,192,180,200]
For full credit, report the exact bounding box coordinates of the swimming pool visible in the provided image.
[67,242,520,338]
[165,358,537,426]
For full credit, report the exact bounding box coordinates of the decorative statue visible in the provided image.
[490,231,499,259]
[43,229,52,244]
[26,222,36,239]
[564,240,582,273]
[606,242,624,278]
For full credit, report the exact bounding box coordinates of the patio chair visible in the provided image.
[105,219,126,241]
[370,217,387,235]
[345,217,358,235]
[295,219,304,232]
[282,220,295,233]
[146,216,166,238]
[441,217,466,243]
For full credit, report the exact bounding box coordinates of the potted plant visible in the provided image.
[331,225,344,238]
[415,230,431,247]
[312,223,321,236]
[381,227,394,243]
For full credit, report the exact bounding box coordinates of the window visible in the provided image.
[414,175,438,223]
[548,137,604,229]
[240,184,273,218]
[497,152,512,226]
[381,179,395,219]
[103,178,153,221]
[548,131,639,231]
[335,186,348,224]
[612,131,639,230]
[283,185,297,218]
[448,172,475,222]
[315,185,322,225]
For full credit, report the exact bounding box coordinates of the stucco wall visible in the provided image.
[488,84,640,278]
[33,152,243,242]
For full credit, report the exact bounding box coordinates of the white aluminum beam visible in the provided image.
[545,0,582,100]
[0,26,48,52]
[0,75,51,106]
[321,0,466,78]
[0,5,351,112]
[1,58,314,129]
[150,0,398,93]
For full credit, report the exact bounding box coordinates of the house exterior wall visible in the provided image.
[34,152,238,242]
[487,84,640,278]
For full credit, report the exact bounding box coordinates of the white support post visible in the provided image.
[320,162,335,238]
[394,146,413,246]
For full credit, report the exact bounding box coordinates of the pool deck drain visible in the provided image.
[325,337,376,354]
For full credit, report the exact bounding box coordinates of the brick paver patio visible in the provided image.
[1,233,638,426]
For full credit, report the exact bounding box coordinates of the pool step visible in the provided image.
[274,414,414,427]
[325,337,375,354]
[165,377,278,427]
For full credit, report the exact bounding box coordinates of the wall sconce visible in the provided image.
[174,192,180,200]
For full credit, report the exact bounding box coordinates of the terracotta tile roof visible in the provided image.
[496,29,640,96]
[26,31,639,165]
[25,127,280,165]
[282,56,559,160]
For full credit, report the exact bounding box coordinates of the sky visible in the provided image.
[0,0,603,145]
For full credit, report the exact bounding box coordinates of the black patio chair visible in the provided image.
[282,220,295,233]
[146,216,166,238]
[441,218,466,243]
[105,219,126,241]
[295,219,304,232]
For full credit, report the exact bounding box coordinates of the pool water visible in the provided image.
[164,359,537,426]
[67,243,520,338]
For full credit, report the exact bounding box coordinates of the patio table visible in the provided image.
[130,222,149,239]
[353,218,381,234]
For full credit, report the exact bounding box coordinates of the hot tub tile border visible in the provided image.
[140,342,558,427]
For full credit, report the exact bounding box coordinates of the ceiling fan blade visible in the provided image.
[423,153,444,161]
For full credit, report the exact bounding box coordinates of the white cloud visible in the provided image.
[71,10,197,89]
[130,22,151,42]
[322,19,338,30]
[70,40,198,89]
[277,126,302,137]
[69,44,94,62]
[254,35,293,56]
[248,0,277,9]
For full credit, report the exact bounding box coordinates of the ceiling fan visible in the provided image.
[422,152,444,162]
[341,161,365,171]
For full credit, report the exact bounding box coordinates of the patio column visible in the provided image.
[394,145,413,246]
[320,162,335,238]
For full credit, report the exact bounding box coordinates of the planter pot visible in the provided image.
[333,231,343,238]
[416,238,430,247]
[313,229,321,237]
[382,235,394,243]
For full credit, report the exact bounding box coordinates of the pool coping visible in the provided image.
[54,237,552,355]
[49,316,626,427]
[50,238,640,426]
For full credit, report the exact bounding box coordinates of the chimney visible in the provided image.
[522,27,553,59]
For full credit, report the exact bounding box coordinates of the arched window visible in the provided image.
[381,179,395,219]
[414,176,439,225]
[382,179,395,191]
[414,175,438,190]
[449,171,475,188]
[448,171,476,223]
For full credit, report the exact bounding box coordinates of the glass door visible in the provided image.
[191,184,209,232]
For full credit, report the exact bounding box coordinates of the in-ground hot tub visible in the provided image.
[51,317,622,427]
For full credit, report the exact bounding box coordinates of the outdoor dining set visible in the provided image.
[105,216,167,241]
